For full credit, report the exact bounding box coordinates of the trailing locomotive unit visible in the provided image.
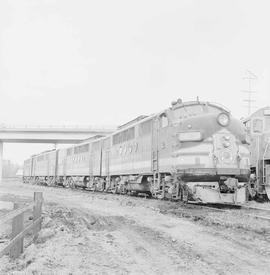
[23,99,250,204]
[243,107,270,200]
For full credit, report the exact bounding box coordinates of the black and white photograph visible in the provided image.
[0,1,270,274]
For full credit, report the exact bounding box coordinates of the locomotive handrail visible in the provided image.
[262,140,270,184]
[175,100,231,113]
[204,101,231,113]
[256,136,260,186]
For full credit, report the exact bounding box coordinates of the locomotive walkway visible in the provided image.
[0,124,115,182]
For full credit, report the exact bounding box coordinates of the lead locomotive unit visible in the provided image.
[23,99,250,204]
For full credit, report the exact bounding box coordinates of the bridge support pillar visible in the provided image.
[0,141,2,183]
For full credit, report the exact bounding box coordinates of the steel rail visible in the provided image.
[241,205,270,212]
[22,182,270,222]
[188,202,270,221]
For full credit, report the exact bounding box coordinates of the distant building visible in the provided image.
[2,160,20,178]
[16,168,23,178]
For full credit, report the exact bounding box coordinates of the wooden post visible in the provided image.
[0,141,3,184]
[33,192,43,241]
[10,203,24,258]
[0,192,43,259]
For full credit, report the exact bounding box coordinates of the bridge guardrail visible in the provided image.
[0,124,116,131]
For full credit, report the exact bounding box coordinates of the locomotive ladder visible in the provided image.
[262,140,270,185]
[105,149,110,190]
[88,150,93,188]
[152,118,161,197]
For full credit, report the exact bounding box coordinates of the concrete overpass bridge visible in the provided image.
[0,124,116,181]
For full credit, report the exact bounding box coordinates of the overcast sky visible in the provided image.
[1,0,270,164]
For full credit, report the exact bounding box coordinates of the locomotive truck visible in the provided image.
[23,99,250,204]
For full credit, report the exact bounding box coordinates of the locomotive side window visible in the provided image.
[92,141,101,151]
[252,118,263,133]
[128,128,135,141]
[67,148,73,156]
[265,118,270,130]
[264,109,270,116]
[37,155,44,161]
[139,119,152,136]
[74,144,89,154]
[113,133,120,145]
[113,127,135,145]
[160,114,168,128]
[264,109,270,130]
[103,137,111,148]
[244,120,251,132]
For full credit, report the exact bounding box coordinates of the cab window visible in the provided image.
[160,114,168,128]
[265,117,270,131]
[139,119,152,136]
[252,118,263,133]
[244,120,251,132]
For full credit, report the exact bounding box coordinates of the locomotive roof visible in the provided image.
[169,100,230,113]
[80,134,105,143]
[26,100,232,159]
[118,115,148,130]
[243,106,270,123]
[109,100,231,135]
[31,149,56,158]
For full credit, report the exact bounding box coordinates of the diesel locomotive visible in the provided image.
[243,106,270,200]
[23,99,250,204]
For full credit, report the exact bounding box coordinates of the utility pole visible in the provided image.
[242,70,257,115]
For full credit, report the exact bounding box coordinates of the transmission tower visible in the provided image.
[242,70,257,115]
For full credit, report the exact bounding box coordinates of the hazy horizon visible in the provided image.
[1,0,270,164]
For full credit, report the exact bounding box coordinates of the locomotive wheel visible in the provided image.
[98,185,105,192]
[48,177,56,187]
[68,178,74,189]
[150,184,162,199]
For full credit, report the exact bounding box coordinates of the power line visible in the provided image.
[242,70,257,115]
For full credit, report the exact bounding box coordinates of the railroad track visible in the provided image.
[189,202,270,221]
[29,182,270,222]
[239,205,270,221]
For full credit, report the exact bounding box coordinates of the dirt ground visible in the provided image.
[0,180,270,275]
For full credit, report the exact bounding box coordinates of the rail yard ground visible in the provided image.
[0,180,270,275]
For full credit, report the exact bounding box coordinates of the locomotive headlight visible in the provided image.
[223,141,230,148]
[178,131,202,142]
[217,113,230,127]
